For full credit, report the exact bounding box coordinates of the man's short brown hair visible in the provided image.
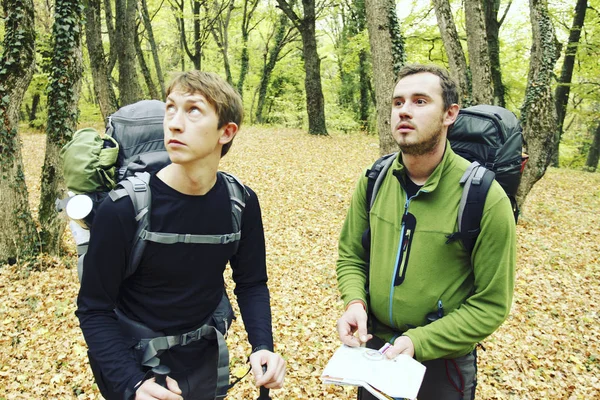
[396,64,459,110]
[166,71,243,157]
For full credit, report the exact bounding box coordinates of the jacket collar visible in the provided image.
[390,140,458,193]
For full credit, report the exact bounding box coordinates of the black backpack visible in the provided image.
[364,104,526,255]
[59,100,248,398]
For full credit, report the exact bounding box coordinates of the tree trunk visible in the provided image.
[432,0,472,106]
[277,0,327,135]
[464,0,494,104]
[516,0,559,208]
[585,121,600,172]
[255,12,294,124]
[552,0,587,166]
[140,0,166,99]
[115,0,143,105]
[365,0,401,154]
[237,0,259,95]
[39,0,84,255]
[28,93,40,123]
[482,0,510,107]
[135,28,160,99]
[104,0,117,75]
[84,0,118,120]
[358,49,370,130]
[0,0,39,263]
[210,0,234,85]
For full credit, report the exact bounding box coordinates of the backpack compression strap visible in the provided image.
[447,161,495,255]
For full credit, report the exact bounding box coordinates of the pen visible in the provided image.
[378,343,392,355]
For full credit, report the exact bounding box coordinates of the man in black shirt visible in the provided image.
[76,71,286,400]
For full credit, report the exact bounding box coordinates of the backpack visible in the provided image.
[58,100,248,398]
[364,104,526,255]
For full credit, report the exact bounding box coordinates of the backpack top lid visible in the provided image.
[448,104,524,197]
[107,99,167,169]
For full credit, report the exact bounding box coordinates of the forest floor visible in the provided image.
[1,126,599,399]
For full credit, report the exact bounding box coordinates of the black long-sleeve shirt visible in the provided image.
[76,173,273,395]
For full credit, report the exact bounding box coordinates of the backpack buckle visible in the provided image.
[220,234,236,244]
[180,329,201,346]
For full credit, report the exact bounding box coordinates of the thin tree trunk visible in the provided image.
[432,0,472,106]
[237,0,259,95]
[516,0,559,208]
[84,0,118,119]
[255,12,294,124]
[0,0,39,263]
[585,121,600,172]
[135,27,160,99]
[552,0,587,166]
[104,0,117,75]
[29,93,40,123]
[39,0,84,255]
[482,0,511,107]
[140,0,166,99]
[210,0,234,85]
[464,0,494,104]
[365,0,401,153]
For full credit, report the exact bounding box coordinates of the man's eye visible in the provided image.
[165,104,176,113]
[189,106,201,115]
[416,99,427,105]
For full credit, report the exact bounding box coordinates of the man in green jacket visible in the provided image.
[335,64,516,400]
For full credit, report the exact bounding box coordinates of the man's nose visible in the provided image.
[167,109,184,132]
[397,102,412,118]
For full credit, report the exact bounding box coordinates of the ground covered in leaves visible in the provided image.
[1,127,599,399]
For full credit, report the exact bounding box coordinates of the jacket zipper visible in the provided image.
[388,194,415,328]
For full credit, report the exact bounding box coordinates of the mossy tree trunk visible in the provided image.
[0,0,39,264]
[516,0,560,209]
[38,0,84,255]
[365,0,405,154]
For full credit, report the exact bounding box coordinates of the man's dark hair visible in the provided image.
[396,64,459,110]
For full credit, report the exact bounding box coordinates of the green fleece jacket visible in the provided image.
[336,143,516,362]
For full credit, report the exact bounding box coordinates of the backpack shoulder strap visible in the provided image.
[219,171,249,255]
[450,161,496,255]
[109,171,153,279]
[365,152,397,212]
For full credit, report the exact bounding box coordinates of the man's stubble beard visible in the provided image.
[398,118,444,156]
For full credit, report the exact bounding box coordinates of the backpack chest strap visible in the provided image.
[139,230,241,245]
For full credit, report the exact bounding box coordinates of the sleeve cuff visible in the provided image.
[345,299,367,311]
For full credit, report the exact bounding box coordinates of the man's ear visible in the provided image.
[219,122,238,145]
[443,104,460,127]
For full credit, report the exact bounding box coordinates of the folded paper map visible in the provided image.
[321,345,426,400]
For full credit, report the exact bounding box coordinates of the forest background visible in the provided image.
[0,0,599,398]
